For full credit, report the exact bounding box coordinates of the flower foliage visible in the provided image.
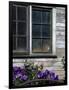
[13,61,59,86]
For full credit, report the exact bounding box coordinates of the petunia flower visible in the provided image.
[54,75,59,80]
[50,72,55,80]
[37,71,44,78]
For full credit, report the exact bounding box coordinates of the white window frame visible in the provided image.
[52,8,56,55]
[29,5,56,55]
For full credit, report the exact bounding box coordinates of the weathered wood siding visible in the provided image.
[55,7,65,80]
[56,7,65,57]
[13,7,65,80]
[13,58,65,80]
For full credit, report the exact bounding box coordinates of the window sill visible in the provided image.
[13,51,57,58]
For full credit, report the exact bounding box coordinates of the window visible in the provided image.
[11,4,56,56]
[12,5,27,52]
[32,7,52,53]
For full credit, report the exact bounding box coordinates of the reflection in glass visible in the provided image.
[12,22,16,35]
[32,10,41,24]
[32,39,52,53]
[32,25,41,38]
[17,7,26,21]
[32,8,52,53]
[13,36,16,50]
[32,39,41,52]
[18,22,26,35]
[17,37,26,50]
[42,11,51,24]
[12,6,16,20]
[42,39,52,53]
[42,25,50,38]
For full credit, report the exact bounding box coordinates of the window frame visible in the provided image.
[12,4,29,53]
[12,4,56,56]
[29,5,56,55]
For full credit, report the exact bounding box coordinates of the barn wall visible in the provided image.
[13,7,65,80]
[56,7,65,57]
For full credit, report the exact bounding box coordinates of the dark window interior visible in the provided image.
[17,7,26,21]
[12,5,52,54]
[12,5,27,51]
[32,8,52,53]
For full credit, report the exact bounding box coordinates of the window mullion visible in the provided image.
[16,6,18,50]
[41,10,42,51]
[50,10,52,53]
[29,5,32,55]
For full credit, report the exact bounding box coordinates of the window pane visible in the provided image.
[12,6,16,20]
[42,39,52,53]
[12,22,16,35]
[17,7,26,21]
[18,22,26,35]
[42,11,51,24]
[42,25,51,38]
[32,25,41,38]
[32,10,41,24]
[32,39,41,52]
[17,37,26,50]
[13,36,16,50]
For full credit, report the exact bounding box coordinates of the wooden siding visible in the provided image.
[55,7,65,80]
[13,58,65,80]
[56,7,65,57]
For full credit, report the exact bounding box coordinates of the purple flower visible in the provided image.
[37,69,59,80]
[13,66,26,75]
[13,67,22,75]
[41,70,50,79]
[54,75,59,80]
[37,71,44,78]
[16,73,23,78]
[43,70,50,76]
[13,66,59,82]
[16,74,28,81]
[13,66,28,81]
[22,75,28,81]
[50,72,55,80]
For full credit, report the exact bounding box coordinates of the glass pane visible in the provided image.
[18,22,26,35]
[17,7,26,21]
[12,22,16,35]
[42,39,52,53]
[42,11,51,24]
[17,37,26,50]
[42,25,51,38]
[32,39,41,52]
[12,6,16,20]
[13,36,16,50]
[32,25,41,38]
[32,10,41,24]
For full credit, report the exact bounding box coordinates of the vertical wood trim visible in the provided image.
[52,8,56,55]
[30,5,32,55]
